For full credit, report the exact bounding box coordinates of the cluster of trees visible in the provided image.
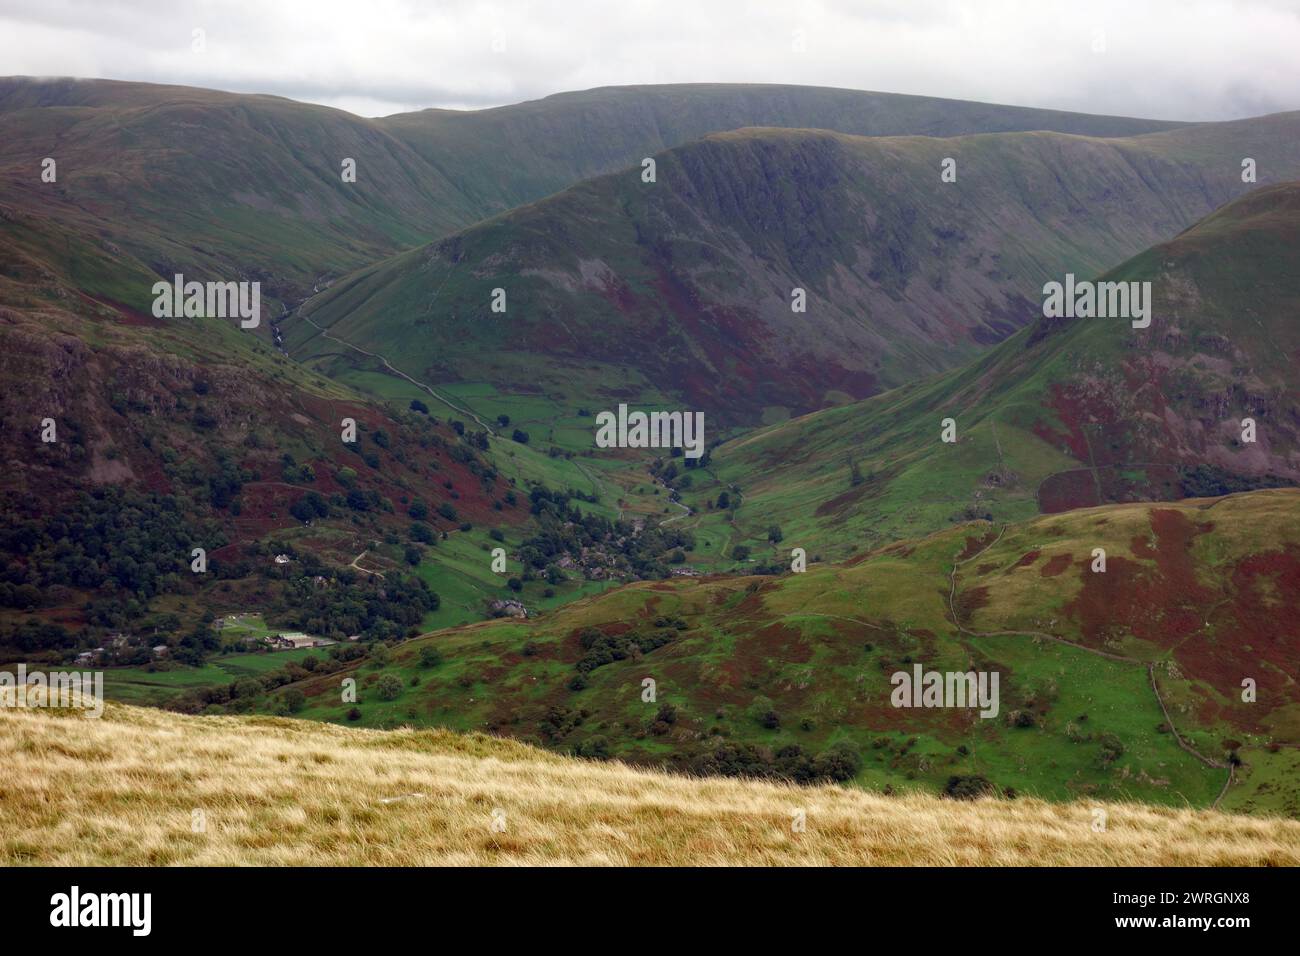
[207,455,255,508]
[539,704,586,742]
[156,446,254,514]
[276,569,438,642]
[0,479,446,662]
[289,491,331,523]
[943,774,997,799]
[688,741,862,783]
[0,488,218,610]
[279,453,316,485]
[1178,464,1296,498]
[448,419,492,453]
[648,449,713,493]
[0,619,73,654]
[516,485,694,581]
[526,485,599,515]
[168,620,223,666]
[573,624,682,677]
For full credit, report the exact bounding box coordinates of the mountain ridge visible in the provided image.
[289,115,1300,424]
[0,75,1204,348]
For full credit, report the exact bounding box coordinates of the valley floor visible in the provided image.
[2,702,1297,866]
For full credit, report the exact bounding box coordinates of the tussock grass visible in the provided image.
[3,703,1298,866]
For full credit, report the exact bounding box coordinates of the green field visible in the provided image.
[103,647,323,706]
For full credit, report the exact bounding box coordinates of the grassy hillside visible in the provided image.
[0,80,467,314]
[3,701,1296,866]
[680,181,1300,557]
[0,77,1206,502]
[290,115,1300,428]
[4,80,1298,839]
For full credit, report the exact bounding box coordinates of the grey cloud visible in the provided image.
[0,0,1297,120]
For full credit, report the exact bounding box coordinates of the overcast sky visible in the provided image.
[2,0,1298,120]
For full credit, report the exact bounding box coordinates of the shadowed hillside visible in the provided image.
[686,181,1300,552]
[0,209,523,667]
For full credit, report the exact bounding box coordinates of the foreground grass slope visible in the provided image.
[3,701,1297,866]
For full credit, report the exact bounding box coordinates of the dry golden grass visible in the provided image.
[2,702,1298,866]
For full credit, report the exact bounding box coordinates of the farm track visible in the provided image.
[349,549,386,579]
[295,312,496,434]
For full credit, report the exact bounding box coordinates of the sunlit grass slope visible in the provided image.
[2,702,1297,866]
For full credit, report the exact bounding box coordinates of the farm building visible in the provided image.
[489,599,528,619]
[270,633,330,650]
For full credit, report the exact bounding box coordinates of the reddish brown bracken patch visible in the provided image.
[1062,509,1300,731]
[952,585,990,628]
[1038,470,1102,513]
[1040,554,1073,577]
[958,530,999,561]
